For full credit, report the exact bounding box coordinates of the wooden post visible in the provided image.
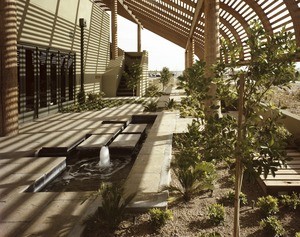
[137,24,141,53]
[188,38,194,67]
[0,0,19,136]
[204,0,221,116]
[185,50,189,69]
[111,0,118,60]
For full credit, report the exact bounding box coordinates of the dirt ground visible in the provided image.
[83,164,300,237]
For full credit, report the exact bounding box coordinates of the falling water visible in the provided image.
[99,146,111,167]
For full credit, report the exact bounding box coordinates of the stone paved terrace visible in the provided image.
[0,95,194,237]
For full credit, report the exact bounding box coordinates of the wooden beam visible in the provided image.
[111,0,118,59]
[96,0,143,28]
[185,0,204,49]
[120,0,143,28]
[137,24,141,52]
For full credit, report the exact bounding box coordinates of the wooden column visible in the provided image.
[137,24,141,52]
[0,0,19,136]
[204,0,221,116]
[111,0,118,60]
[185,38,194,69]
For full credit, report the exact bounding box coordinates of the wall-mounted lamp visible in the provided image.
[79,18,86,28]
[79,18,86,92]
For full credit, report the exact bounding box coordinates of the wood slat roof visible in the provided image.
[95,0,300,60]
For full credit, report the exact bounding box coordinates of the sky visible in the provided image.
[117,16,185,72]
[116,16,300,71]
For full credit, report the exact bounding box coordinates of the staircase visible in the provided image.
[117,52,143,97]
[258,147,300,195]
[116,74,135,96]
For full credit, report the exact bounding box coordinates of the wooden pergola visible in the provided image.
[96,0,300,65]
[1,0,300,136]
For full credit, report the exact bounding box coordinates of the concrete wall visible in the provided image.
[102,55,125,97]
[280,110,300,138]
[139,51,149,96]
[16,0,110,94]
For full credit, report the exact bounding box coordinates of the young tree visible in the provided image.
[160,67,172,91]
[216,20,298,236]
[123,62,142,96]
[179,20,298,237]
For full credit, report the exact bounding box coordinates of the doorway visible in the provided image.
[17,45,76,123]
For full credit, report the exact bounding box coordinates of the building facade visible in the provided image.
[16,0,110,123]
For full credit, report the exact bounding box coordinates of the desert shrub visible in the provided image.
[170,119,217,201]
[220,190,248,206]
[179,96,205,118]
[173,119,202,149]
[86,183,136,230]
[144,100,158,112]
[208,203,225,225]
[259,216,285,237]
[257,195,279,216]
[280,192,300,210]
[145,84,161,97]
[86,92,105,103]
[170,161,217,202]
[149,208,173,228]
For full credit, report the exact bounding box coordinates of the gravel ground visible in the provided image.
[269,82,300,116]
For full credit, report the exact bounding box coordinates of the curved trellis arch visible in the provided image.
[96,0,300,61]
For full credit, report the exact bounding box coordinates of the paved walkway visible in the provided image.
[0,89,193,236]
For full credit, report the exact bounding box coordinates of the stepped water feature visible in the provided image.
[38,116,155,192]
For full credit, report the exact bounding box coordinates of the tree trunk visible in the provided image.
[204,0,221,117]
[233,75,245,237]
[0,0,19,137]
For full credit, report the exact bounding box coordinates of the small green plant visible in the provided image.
[295,232,300,237]
[144,100,158,112]
[83,183,136,230]
[257,195,279,216]
[208,203,225,225]
[280,192,300,210]
[165,98,176,110]
[149,208,173,228]
[144,84,161,97]
[77,89,86,105]
[199,232,222,237]
[259,216,285,237]
[220,190,248,206]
